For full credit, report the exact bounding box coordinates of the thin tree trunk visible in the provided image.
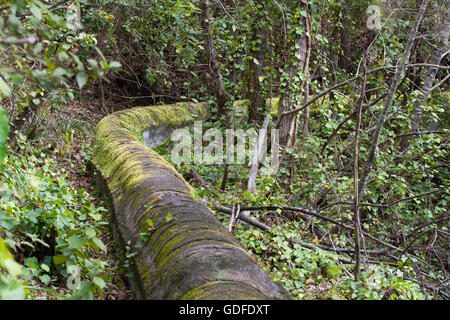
[400,6,450,152]
[358,0,430,196]
[248,27,267,125]
[301,7,312,136]
[200,0,228,117]
[200,0,232,189]
[339,0,352,71]
[353,54,368,281]
[277,0,310,150]
[248,114,271,193]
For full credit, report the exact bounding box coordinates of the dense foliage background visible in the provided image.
[0,0,448,299]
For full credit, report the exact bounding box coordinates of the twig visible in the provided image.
[227,204,240,232]
[248,115,271,193]
[405,216,450,239]
[199,199,271,231]
[389,189,447,207]
[317,189,446,211]
[280,63,447,118]
[201,199,392,256]
[396,130,448,138]
[290,239,387,255]
[241,205,339,225]
[320,93,387,154]
[358,0,430,196]
[190,168,219,197]
[429,74,450,92]
[353,52,368,280]
[239,204,404,253]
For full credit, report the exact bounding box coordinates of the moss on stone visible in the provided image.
[91,102,289,300]
[180,281,266,300]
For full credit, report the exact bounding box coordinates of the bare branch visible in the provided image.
[281,64,448,118]
[320,93,387,154]
[429,74,450,92]
[190,168,219,198]
[358,0,430,196]
[199,199,272,231]
[396,130,448,138]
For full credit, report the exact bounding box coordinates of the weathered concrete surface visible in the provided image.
[91,102,289,300]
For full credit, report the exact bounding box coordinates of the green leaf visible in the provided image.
[93,276,106,289]
[3,259,22,277]
[92,237,107,252]
[53,255,68,265]
[40,263,50,273]
[53,67,66,78]
[67,234,83,250]
[30,4,42,20]
[189,189,198,199]
[39,274,51,285]
[0,77,11,97]
[0,278,24,300]
[87,59,98,69]
[33,43,43,55]
[76,72,88,88]
[69,53,84,70]
[89,212,102,221]
[85,227,96,239]
[24,257,38,269]
[108,61,122,69]
[0,108,9,161]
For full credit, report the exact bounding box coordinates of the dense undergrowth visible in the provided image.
[1,0,448,300]
[154,108,447,300]
[0,101,132,300]
[0,137,105,299]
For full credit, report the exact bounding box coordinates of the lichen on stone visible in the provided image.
[91,102,289,300]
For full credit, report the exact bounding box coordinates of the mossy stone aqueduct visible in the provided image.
[91,103,288,300]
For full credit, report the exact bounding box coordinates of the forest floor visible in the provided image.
[31,83,440,300]
[46,87,135,300]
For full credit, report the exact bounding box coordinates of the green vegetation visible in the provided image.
[0,0,449,300]
[0,134,111,299]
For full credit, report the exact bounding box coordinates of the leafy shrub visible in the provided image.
[0,135,109,299]
[0,237,25,299]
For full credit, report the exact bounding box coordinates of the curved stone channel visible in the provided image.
[91,102,288,300]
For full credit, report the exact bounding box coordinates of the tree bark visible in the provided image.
[358,0,430,196]
[301,7,312,136]
[247,27,267,125]
[353,54,368,281]
[277,0,310,150]
[399,6,450,152]
[200,0,228,117]
[339,0,352,71]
